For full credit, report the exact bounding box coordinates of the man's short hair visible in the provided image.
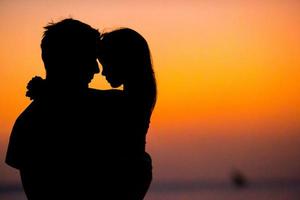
[41,18,100,73]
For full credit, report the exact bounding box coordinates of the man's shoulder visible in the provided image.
[6,101,38,169]
[15,101,37,123]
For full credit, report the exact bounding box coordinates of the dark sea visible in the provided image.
[1,180,300,200]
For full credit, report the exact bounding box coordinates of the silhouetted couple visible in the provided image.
[6,18,157,200]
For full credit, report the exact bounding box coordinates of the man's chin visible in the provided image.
[87,75,94,84]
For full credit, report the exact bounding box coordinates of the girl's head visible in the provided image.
[98,28,157,113]
[98,28,152,86]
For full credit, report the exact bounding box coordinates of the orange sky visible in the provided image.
[1,0,300,183]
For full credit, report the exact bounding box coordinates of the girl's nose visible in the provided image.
[93,61,100,74]
[101,67,106,76]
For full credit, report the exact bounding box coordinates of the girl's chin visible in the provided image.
[109,81,122,88]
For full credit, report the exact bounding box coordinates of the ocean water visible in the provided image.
[145,180,300,200]
[1,181,300,200]
[146,187,300,200]
[146,191,300,200]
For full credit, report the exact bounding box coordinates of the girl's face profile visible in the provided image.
[100,55,124,88]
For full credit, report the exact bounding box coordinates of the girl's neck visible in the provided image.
[123,81,140,96]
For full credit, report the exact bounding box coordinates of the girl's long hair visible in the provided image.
[99,28,157,119]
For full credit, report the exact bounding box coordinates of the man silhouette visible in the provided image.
[5,18,108,199]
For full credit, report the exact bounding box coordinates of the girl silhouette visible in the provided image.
[98,28,157,199]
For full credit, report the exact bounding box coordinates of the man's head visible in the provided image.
[41,18,100,88]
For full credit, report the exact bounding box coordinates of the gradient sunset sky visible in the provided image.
[1,0,300,184]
